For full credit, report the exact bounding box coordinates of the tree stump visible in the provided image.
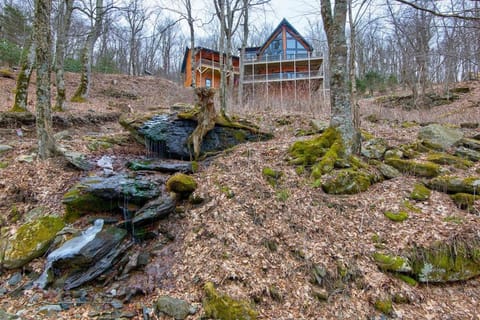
[189,88,216,159]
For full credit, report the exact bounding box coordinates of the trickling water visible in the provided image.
[144,136,167,158]
[35,219,104,289]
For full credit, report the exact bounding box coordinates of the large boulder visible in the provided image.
[120,113,272,160]
[418,124,463,151]
[427,175,480,195]
[3,216,64,269]
[62,174,161,222]
[374,230,480,283]
[36,219,128,290]
[361,138,388,160]
[321,169,375,195]
[155,296,197,320]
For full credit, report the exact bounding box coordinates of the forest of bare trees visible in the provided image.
[0,0,479,103]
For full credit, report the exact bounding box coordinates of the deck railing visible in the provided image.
[196,58,240,73]
[243,70,324,83]
[243,52,323,64]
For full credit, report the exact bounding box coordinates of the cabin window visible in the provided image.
[265,33,283,59]
[205,78,212,88]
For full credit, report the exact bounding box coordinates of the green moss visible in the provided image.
[427,175,480,194]
[203,282,258,320]
[361,130,375,140]
[288,127,342,167]
[0,161,8,169]
[295,166,305,175]
[443,215,463,224]
[409,183,431,201]
[426,152,473,169]
[410,239,480,282]
[384,210,409,222]
[374,298,393,315]
[385,158,441,178]
[402,200,422,213]
[166,173,197,197]
[62,187,115,223]
[321,169,372,194]
[262,167,283,187]
[276,189,289,202]
[191,161,199,173]
[450,193,478,211]
[219,185,235,199]
[70,94,86,103]
[3,216,64,269]
[373,252,411,273]
[401,121,418,128]
[395,273,418,286]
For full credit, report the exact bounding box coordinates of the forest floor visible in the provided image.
[0,71,479,319]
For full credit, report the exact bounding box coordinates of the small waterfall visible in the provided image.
[35,219,104,289]
[144,136,167,158]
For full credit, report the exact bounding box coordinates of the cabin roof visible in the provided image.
[181,46,239,73]
[246,18,313,55]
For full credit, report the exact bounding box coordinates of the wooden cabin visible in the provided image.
[181,47,240,88]
[242,18,323,86]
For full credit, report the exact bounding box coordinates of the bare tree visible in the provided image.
[321,0,359,155]
[53,0,74,111]
[71,0,107,101]
[122,0,148,75]
[10,40,35,112]
[34,0,56,159]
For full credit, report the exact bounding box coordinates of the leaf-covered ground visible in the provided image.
[0,72,479,319]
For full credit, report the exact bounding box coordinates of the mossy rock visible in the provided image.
[321,169,373,195]
[3,216,64,269]
[0,68,14,79]
[361,138,388,160]
[418,124,463,151]
[450,193,478,211]
[401,121,418,128]
[166,173,197,197]
[384,149,403,160]
[385,158,441,178]
[384,210,409,222]
[409,183,431,201]
[427,175,480,195]
[373,252,412,273]
[457,138,480,151]
[62,175,160,222]
[455,147,480,162]
[0,161,8,169]
[288,127,343,172]
[426,152,473,169]
[203,282,257,320]
[410,237,480,282]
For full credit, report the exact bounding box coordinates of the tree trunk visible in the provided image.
[218,0,227,116]
[54,0,73,111]
[34,0,56,159]
[188,88,217,159]
[186,0,195,87]
[238,0,248,106]
[348,0,360,140]
[71,0,104,101]
[11,42,35,112]
[321,0,359,156]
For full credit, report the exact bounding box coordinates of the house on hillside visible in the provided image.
[181,47,240,89]
[181,19,325,107]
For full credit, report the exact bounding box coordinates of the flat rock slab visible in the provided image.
[127,159,193,173]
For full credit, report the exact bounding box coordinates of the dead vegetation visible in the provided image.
[0,72,479,319]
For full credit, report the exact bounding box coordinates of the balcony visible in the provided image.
[243,52,323,65]
[195,58,240,74]
[243,70,324,84]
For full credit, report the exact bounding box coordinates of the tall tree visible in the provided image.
[34,0,56,159]
[53,0,74,111]
[10,40,35,112]
[71,0,105,102]
[321,0,359,155]
[122,0,148,76]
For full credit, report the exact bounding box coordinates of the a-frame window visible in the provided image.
[285,31,308,59]
[264,32,283,58]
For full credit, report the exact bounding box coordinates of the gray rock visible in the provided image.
[62,150,94,171]
[361,138,388,159]
[310,120,329,133]
[127,159,193,173]
[418,124,463,150]
[0,309,19,319]
[16,154,35,163]
[111,299,123,309]
[457,137,480,151]
[376,163,401,179]
[123,113,272,160]
[155,296,195,320]
[455,146,480,161]
[7,272,22,286]
[132,195,175,228]
[0,145,13,154]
